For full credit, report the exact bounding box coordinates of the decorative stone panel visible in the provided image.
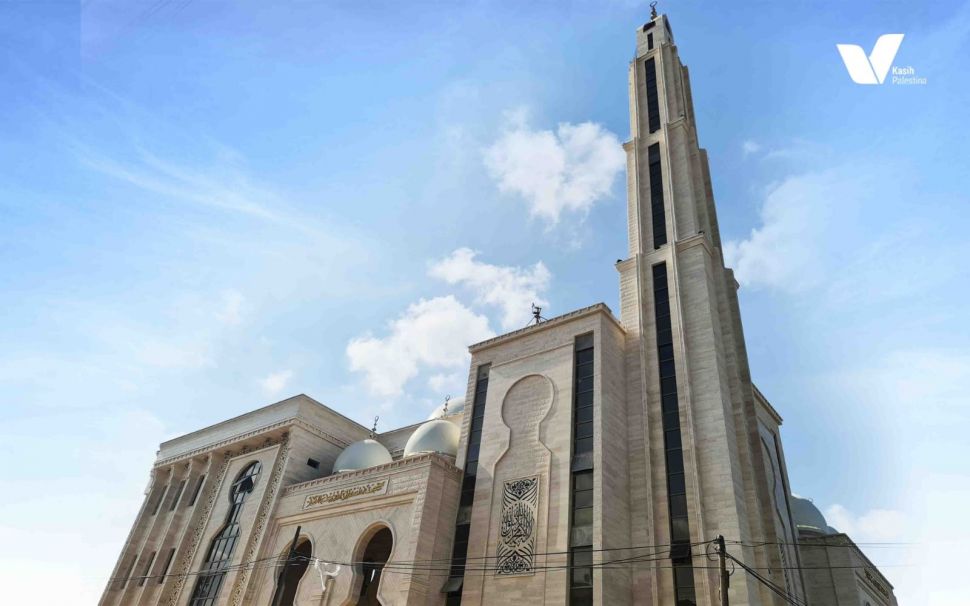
[496,475,539,575]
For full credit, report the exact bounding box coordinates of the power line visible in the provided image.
[109,537,911,585]
[729,539,916,548]
[725,552,807,606]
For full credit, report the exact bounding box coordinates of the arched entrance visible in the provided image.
[270,537,312,606]
[356,527,393,605]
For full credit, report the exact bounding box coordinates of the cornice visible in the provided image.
[154,417,351,468]
[469,303,624,352]
[283,453,460,496]
[674,232,714,256]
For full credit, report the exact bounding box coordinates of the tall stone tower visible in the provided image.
[616,12,805,605]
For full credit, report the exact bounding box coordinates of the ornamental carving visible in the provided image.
[304,479,387,509]
[230,434,290,605]
[496,475,539,575]
[163,455,230,606]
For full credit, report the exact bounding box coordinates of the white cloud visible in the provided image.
[347,296,494,397]
[428,371,466,394]
[259,369,294,397]
[824,504,906,542]
[429,248,551,330]
[483,110,626,223]
[723,170,846,292]
[741,139,762,156]
[216,289,245,325]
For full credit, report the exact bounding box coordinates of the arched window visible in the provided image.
[189,461,262,606]
[270,538,312,606]
[357,527,393,606]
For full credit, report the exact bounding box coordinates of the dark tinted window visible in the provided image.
[649,143,666,247]
[653,262,695,603]
[645,59,661,133]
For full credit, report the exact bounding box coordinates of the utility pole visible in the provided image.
[716,534,730,606]
[271,525,302,606]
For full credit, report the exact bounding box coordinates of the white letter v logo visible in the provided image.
[837,34,904,84]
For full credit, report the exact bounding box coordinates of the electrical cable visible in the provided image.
[725,552,808,606]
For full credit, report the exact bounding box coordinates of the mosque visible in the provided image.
[99,10,899,606]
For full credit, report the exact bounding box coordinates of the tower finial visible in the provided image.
[370,415,379,438]
[650,1,658,19]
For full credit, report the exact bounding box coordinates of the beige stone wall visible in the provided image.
[460,306,626,605]
[156,395,368,464]
[178,443,284,606]
[246,454,460,606]
[596,319,633,604]
[624,14,798,604]
[799,534,898,606]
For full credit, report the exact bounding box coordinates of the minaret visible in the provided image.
[616,11,805,605]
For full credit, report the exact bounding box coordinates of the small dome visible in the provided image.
[404,419,460,458]
[332,439,392,474]
[428,396,465,420]
[790,495,830,536]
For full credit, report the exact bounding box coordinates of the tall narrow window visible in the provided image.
[158,548,176,584]
[188,474,206,507]
[189,461,262,606]
[443,364,490,605]
[645,58,661,133]
[151,484,169,516]
[169,479,186,511]
[652,263,696,605]
[119,554,138,590]
[649,143,667,248]
[648,32,654,50]
[137,551,156,587]
[570,333,594,606]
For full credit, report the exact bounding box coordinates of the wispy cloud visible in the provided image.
[724,169,847,292]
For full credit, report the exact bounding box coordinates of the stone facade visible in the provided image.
[99,11,897,606]
[799,534,898,606]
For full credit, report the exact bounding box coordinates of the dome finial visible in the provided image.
[443,395,450,415]
[370,415,379,438]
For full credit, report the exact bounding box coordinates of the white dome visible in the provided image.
[404,419,460,458]
[790,495,830,536]
[332,439,392,474]
[428,397,465,420]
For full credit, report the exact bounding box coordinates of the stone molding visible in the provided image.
[283,452,460,496]
[469,303,624,353]
[154,418,347,468]
[230,434,290,605]
[163,454,231,606]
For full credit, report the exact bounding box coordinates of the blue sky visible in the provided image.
[2,1,968,603]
